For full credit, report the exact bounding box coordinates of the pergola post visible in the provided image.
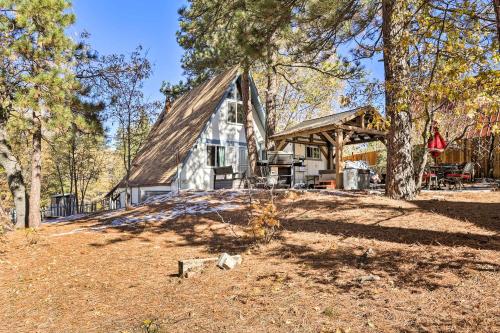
[335,128,344,189]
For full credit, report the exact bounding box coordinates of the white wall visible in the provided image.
[282,143,328,183]
[117,185,173,207]
[179,82,265,190]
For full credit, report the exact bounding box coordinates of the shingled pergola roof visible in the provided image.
[270,106,387,147]
[269,106,387,188]
[116,67,239,188]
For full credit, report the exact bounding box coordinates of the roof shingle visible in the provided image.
[120,67,239,187]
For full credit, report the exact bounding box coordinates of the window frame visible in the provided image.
[305,146,321,160]
[206,145,226,167]
[226,84,244,125]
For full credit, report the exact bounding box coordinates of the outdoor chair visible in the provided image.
[423,171,439,190]
[213,166,243,190]
[247,172,288,189]
[446,162,474,181]
[445,162,474,190]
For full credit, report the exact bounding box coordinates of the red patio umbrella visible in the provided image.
[428,125,447,158]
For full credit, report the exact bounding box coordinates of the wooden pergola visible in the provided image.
[269,106,388,188]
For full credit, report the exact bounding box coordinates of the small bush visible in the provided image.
[141,319,161,333]
[248,199,280,243]
[24,228,39,245]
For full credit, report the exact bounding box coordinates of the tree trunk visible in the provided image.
[415,105,433,190]
[0,121,28,228]
[28,111,42,228]
[487,134,496,178]
[241,68,260,176]
[54,159,65,196]
[265,62,277,151]
[126,113,132,208]
[71,135,79,214]
[494,0,500,53]
[382,0,417,200]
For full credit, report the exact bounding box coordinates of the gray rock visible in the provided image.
[217,253,243,270]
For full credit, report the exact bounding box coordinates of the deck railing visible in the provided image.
[41,198,121,219]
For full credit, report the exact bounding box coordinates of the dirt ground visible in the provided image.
[1,189,499,333]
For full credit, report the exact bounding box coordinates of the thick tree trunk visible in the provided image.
[241,68,260,176]
[265,63,277,151]
[382,0,417,200]
[29,111,42,227]
[0,121,28,228]
[494,0,500,53]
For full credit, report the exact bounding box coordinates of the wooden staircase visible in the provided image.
[314,180,336,190]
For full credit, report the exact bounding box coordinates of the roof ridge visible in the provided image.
[284,106,370,131]
[308,106,369,121]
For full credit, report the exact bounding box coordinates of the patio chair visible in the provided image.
[423,171,438,190]
[446,162,474,181]
[445,162,474,190]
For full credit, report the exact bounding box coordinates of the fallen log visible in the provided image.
[178,257,218,277]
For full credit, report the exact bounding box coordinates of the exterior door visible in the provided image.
[238,147,248,175]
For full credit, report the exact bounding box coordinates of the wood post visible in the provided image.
[327,143,333,169]
[335,129,344,189]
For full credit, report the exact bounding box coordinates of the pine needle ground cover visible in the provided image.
[0,190,498,332]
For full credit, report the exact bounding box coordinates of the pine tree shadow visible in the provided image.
[270,241,499,292]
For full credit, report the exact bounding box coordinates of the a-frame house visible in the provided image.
[110,67,266,206]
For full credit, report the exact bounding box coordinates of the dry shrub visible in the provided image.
[248,201,279,243]
[24,228,39,245]
[248,189,280,243]
[141,319,161,333]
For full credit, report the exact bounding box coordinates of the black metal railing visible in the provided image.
[41,198,121,219]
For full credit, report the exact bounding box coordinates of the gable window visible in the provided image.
[207,145,226,167]
[227,84,244,124]
[306,146,321,159]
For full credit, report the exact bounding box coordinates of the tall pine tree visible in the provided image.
[1,0,76,227]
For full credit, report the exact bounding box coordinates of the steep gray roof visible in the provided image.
[119,67,239,187]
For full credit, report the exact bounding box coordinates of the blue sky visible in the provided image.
[70,0,188,104]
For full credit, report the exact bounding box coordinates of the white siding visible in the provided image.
[178,86,265,190]
[117,185,173,207]
[283,143,328,182]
